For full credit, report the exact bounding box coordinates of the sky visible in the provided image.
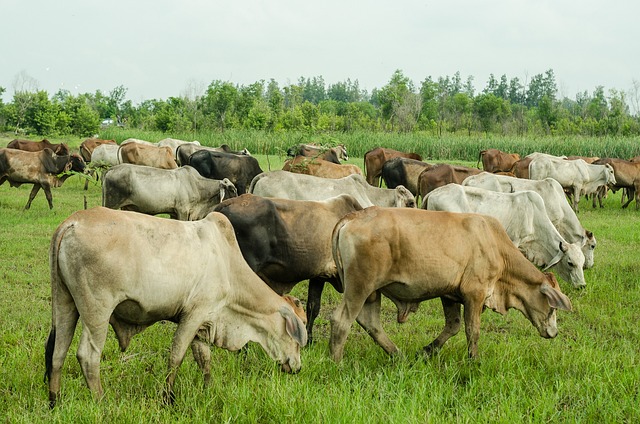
[2,0,639,105]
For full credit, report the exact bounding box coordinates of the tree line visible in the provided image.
[1,69,639,138]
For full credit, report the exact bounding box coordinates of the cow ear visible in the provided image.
[559,241,568,253]
[279,306,308,347]
[540,284,572,311]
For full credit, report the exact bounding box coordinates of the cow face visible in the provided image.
[604,164,617,186]
[522,274,572,339]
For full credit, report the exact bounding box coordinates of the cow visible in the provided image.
[0,148,86,209]
[90,144,120,166]
[79,138,117,163]
[381,157,433,199]
[282,156,362,179]
[424,184,586,288]
[363,147,422,187]
[214,193,363,342]
[329,207,572,362]
[462,173,597,268]
[417,163,483,199]
[118,142,178,169]
[156,138,201,158]
[249,170,416,209]
[7,138,70,156]
[102,164,238,220]
[477,149,521,173]
[189,150,263,194]
[176,144,251,166]
[529,155,617,211]
[120,137,154,146]
[44,207,307,407]
[286,143,348,164]
[592,158,640,209]
[566,156,600,164]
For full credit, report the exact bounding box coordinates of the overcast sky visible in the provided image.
[2,0,639,105]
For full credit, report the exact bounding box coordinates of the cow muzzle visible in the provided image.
[280,358,301,374]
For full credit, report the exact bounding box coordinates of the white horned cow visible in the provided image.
[102,164,238,220]
[249,170,416,209]
[329,207,572,362]
[424,184,586,288]
[463,173,596,268]
[528,154,616,211]
[44,207,307,407]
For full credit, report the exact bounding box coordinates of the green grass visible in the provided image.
[1,133,639,422]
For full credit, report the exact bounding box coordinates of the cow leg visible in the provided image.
[463,297,485,359]
[423,298,461,356]
[329,290,370,363]
[46,305,80,408]
[572,187,580,212]
[43,185,55,209]
[622,187,635,209]
[164,318,202,404]
[25,184,42,209]
[76,319,110,400]
[306,278,326,344]
[355,292,399,357]
[190,338,211,385]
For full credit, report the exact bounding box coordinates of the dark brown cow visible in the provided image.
[364,147,422,187]
[0,148,86,209]
[79,138,117,162]
[417,164,483,199]
[477,149,520,173]
[283,156,362,179]
[381,157,433,198]
[118,143,177,169]
[7,139,70,156]
[512,157,533,179]
[214,193,363,342]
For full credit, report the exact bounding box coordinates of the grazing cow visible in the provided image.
[424,184,586,288]
[7,138,70,156]
[592,158,640,209]
[417,163,483,199]
[529,155,616,211]
[189,150,263,194]
[477,149,521,173]
[45,207,307,407]
[0,148,85,209]
[329,207,572,362]
[286,143,348,164]
[463,173,596,268]
[79,138,117,162]
[103,164,238,220]
[214,193,363,342]
[282,156,362,179]
[249,170,416,209]
[364,147,422,187]
[176,144,251,166]
[118,143,178,169]
[381,157,433,199]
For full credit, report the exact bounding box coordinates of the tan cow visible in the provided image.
[45,207,307,407]
[329,207,572,362]
[417,163,483,198]
[593,158,640,209]
[477,148,520,173]
[364,147,422,186]
[283,156,362,179]
[118,143,178,169]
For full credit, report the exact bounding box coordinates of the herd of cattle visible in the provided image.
[0,138,631,405]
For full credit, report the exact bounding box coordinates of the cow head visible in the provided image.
[582,230,596,269]
[522,273,572,339]
[394,185,416,208]
[604,163,617,186]
[266,305,307,374]
[543,241,586,288]
[219,178,238,202]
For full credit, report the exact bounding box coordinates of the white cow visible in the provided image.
[424,184,586,288]
[90,144,120,166]
[249,170,416,209]
[157,137,201,157]
[102,164,238,220]
[528,155,616,211]
[463,173,596,268]
[45,207,307,406]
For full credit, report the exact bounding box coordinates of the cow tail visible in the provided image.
[44,221,73,384]
[331,218,347,293]
[247,172,263,194]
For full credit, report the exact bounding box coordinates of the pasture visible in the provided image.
[1,133,639,422]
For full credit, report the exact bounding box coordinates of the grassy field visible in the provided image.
[1,133,639,422]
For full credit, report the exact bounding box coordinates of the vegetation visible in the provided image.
[2,69,640,139]
[0,133,639,422]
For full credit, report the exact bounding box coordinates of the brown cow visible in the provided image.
[329,207,572,362]
[79,138,117,162]
[118,143,177,169]
[592,158,640,209]
[477,149,520,173]
[7,139,70,156]
[417,164,483,199]
[0,148,86,209]
[283,156,362,179]
[286,143,348,164]
[381,157,433,199]
[364,147,422,187]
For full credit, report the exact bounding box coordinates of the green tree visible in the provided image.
[202,80,239,131]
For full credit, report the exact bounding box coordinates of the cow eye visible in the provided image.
[568,261,574,267]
